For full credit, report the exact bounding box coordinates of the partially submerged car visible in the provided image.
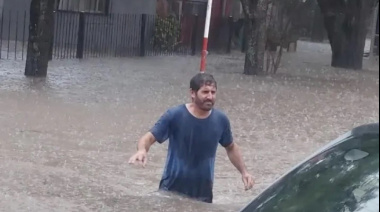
[240,123,379,212]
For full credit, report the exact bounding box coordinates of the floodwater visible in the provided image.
[0,41,379,212]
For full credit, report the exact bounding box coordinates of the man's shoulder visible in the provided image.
[163,104,187,117]
[212,108,230,122]
[166,104,186,113]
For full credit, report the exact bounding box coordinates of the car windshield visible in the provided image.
[242,133,379,212]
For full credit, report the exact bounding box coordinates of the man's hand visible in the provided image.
[242,172,254,191]
[129,132,157,168]
[128,150,148,167]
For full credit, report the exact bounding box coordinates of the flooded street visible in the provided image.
[0,41,379,212]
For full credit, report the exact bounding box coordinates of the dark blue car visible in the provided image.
[240,123,379,212]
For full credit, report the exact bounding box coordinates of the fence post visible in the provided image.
[48,38,54,60]
[140,14,147,57]
[191,14,199,56]
[48,11,55,61]
[227,16,233,54]
[76,12,85,59]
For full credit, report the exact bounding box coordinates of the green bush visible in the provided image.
[152,15,181,51]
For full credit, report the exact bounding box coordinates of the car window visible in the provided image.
[241,134,379,212]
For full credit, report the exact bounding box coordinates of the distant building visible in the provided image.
[162,0,242,51]
[2,0,156,15]
[1,0,156,40]
[1,0,242,57]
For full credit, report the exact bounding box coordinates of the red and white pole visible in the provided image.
[200,0,213,73]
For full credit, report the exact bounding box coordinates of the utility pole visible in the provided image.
[200,0,213,73]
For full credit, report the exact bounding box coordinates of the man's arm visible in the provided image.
[219,114,254,190]
[129,109,172,167]
[225,142,249,175]
[137,132,157,153]
[225,142,255,190]
[129,132,156,167]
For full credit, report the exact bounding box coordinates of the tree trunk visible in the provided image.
[310,8,325,42]
[257,1,269,73]
[369,3,379,61]
[241,0,269,75]
[25,0,55,77]
[317,0,378,70]
[244,18,258,75]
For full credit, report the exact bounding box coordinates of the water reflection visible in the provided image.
[24,77,50,90]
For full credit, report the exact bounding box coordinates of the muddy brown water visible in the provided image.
[0,41,379,211]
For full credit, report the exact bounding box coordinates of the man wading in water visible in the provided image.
[129,73,254,203]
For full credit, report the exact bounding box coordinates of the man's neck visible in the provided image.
[186,103,211,119]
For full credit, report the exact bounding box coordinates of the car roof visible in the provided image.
[318,123,379,153]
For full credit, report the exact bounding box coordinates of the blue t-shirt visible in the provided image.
[150,104,233,203]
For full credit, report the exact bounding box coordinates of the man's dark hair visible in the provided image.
[190,73,217,91]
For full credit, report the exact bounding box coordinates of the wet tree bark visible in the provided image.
[25,0,55,77]
[317,0,378,70]
[243,15,258,75]
[241,0,269,75]
[257,1,269,73]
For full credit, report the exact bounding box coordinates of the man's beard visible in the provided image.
[194,97,214,111]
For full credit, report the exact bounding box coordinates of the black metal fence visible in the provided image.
[0,10,28,60]
[1,10,235,61]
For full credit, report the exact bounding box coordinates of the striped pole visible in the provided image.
[200,0,213,73]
